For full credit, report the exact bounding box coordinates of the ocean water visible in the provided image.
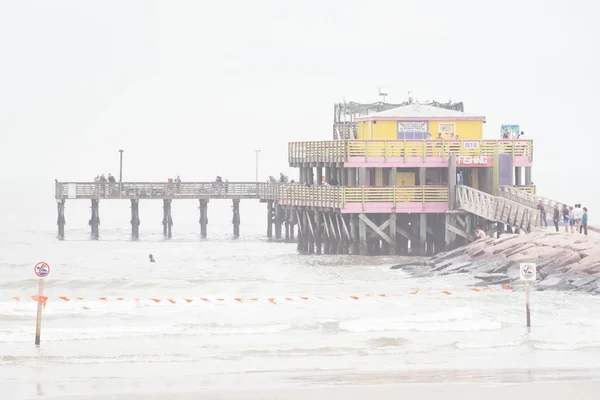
[2,198,600,399]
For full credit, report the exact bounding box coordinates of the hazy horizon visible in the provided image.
[1,0,598,219]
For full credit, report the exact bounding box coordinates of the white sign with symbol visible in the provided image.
[34,262,50,278]
[463,141,479,149]
[520,263,536,281]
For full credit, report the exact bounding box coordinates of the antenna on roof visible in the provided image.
[378,87,388,103]
[408,91,414,104]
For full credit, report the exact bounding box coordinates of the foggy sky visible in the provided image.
[1,0,598,215]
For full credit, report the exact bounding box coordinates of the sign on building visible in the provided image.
[463,141,479,149]
[456,156,492,166]
[397,121,428,140]
[501,124,519,139]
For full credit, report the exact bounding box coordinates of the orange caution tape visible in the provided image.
[31,295,48,308]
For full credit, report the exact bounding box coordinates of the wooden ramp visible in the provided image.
[456,185,540,232]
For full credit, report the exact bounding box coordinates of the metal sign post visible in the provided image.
[520,263,536,329]
[34,261,50,346]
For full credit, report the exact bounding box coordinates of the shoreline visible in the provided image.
[30,381,600,400]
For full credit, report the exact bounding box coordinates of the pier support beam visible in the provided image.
[358,214,368,255]
[89,199,100,239]
[350,214,359,255]
[419,213,427,255]
[267,200,274,238]
[274,205,283,239]
[199,199,208,238]
[162,199,173,238]
[389,213,397,255]
[57,199,65,239]
[232,199,240,237]
[524,167,532,185]
[315,212,322,255]
[284,209,290,240]
[448,154,457,209]
[131,199,140,239]
[316,167,323,185]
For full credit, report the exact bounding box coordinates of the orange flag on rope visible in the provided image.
[133,298,140,303]
[59,296,70,301]
[234,298,243,303]
[77,297,84,300]
[442,290,452,295]
[31,295,48,308]
[184,298,193,303]
[268,298,276,304]
[167,299,176,304]
[350,296,359,300]
[379,294,387,297]
[410,290,419,295]
[116,297,124,301]
[201,298,210,302]
[471,288,480,292]
[502,285,512,291]
[12,296,20,302]
[301,297,308,300]
[99,297,107,301]
[151,298,161,303]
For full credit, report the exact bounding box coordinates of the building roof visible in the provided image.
[356,103,485,122]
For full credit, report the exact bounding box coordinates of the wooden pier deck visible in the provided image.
[53,181,542,256]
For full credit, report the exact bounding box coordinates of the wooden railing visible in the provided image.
[277,185,343,208]
[277,185,448,208]
[457,185,539,231]
[289,139,533,164]
[343,186,448,204]
[288,141,347,164]
[55,182,279,200]
[499,186,563,209]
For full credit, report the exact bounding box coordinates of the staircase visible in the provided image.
[456,185,540,232]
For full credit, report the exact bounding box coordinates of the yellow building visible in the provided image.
[356,103,486,140]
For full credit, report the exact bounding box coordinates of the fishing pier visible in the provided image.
[55,100,550,256]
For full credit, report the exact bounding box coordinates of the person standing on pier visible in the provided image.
[581,207,588,236]
[562,205,570,233]
[537,200,547,228]
[553,204,560,232]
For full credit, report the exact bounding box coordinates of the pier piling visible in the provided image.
[162,199,173,238]
[267,201,274,238]
[274,205,282,240]
[57,199,65,239]
[130,199,140,239]
[199,199,208,238]
[232,199,240,237]
[89,199,100,239]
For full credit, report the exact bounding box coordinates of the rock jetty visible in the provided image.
[392,231,600,293]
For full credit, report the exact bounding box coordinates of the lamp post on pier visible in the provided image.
[119,150,124,183]
[254,149,261,182]
[119,149,124,196]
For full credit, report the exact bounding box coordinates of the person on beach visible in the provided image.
[569,206,575,234]
[474,228,486,240]
[573,204,583,233]
[562,205,570,233]
[553,204,560,232]
[537,200,547,227]
[581,207,588,236]
[149,254,155,262]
